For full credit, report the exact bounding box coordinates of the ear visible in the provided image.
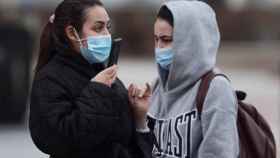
[65,25,79,42]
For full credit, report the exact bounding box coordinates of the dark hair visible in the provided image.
[157,6,174,27]
[35,0,103,73]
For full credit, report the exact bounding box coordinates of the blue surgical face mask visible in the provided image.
[155,47,174,70]
[73,28,112,64]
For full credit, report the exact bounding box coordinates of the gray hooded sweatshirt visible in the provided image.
[148,1,239,158]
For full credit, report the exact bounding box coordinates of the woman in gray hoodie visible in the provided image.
[128,1,240,158]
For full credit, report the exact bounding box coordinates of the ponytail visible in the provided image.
[35,22,57,73]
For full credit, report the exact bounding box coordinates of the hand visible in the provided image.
[128,83,151,129]
[91,65,118,87]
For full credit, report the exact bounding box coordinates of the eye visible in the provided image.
[162,38,173,43]
[93,23,104,33]
[160,36,173,43]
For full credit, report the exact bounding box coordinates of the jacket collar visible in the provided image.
[54,45,105,78]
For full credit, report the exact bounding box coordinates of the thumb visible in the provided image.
[103,65,118,75]
[143,83,152,97]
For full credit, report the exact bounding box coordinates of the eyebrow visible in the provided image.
[94,19,111,25]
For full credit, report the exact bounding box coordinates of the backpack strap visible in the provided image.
[196,70,229,119]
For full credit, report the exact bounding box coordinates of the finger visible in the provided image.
[143,83,152,97]
[128,87,133,99]
[128,85,136,104]
[128,84,133,95]
[108,76,115,86]
[133,84,139,97]
[107,68,118,78]
[105,69,117,84]
[128,84,135,99]
[107,70,117,80]
[130,97,136,106]
[103,65,118,75]
[132,84,137,97]
[135,87,142,98]
[139,86,146,98]
[109,73,117,85]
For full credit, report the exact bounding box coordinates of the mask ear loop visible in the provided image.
[72,28,83,47]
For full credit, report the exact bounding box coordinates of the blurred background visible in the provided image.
[0,0,279,157]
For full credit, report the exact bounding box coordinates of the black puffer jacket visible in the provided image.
[29,48,154,158]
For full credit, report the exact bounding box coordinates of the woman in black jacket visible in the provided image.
[29,0,153,158]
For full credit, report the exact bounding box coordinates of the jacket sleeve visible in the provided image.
[29,76,121,154]
[129,117,157,158]
[134,131,155,158]
[198,76,240,158]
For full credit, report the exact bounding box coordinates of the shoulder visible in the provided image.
[209,75,233,94]
[34,55,75,87]
[203,75,238,113]
[32,60,70,95]
[35,58,63,79]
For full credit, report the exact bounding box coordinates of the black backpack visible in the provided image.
[196,70,276,158]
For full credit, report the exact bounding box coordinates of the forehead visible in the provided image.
[154,18,173,36]
[84,5,110,23]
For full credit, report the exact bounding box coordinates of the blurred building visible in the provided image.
[1,0,279,55]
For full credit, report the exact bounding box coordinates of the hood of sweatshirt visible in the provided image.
[161,0,220,92]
